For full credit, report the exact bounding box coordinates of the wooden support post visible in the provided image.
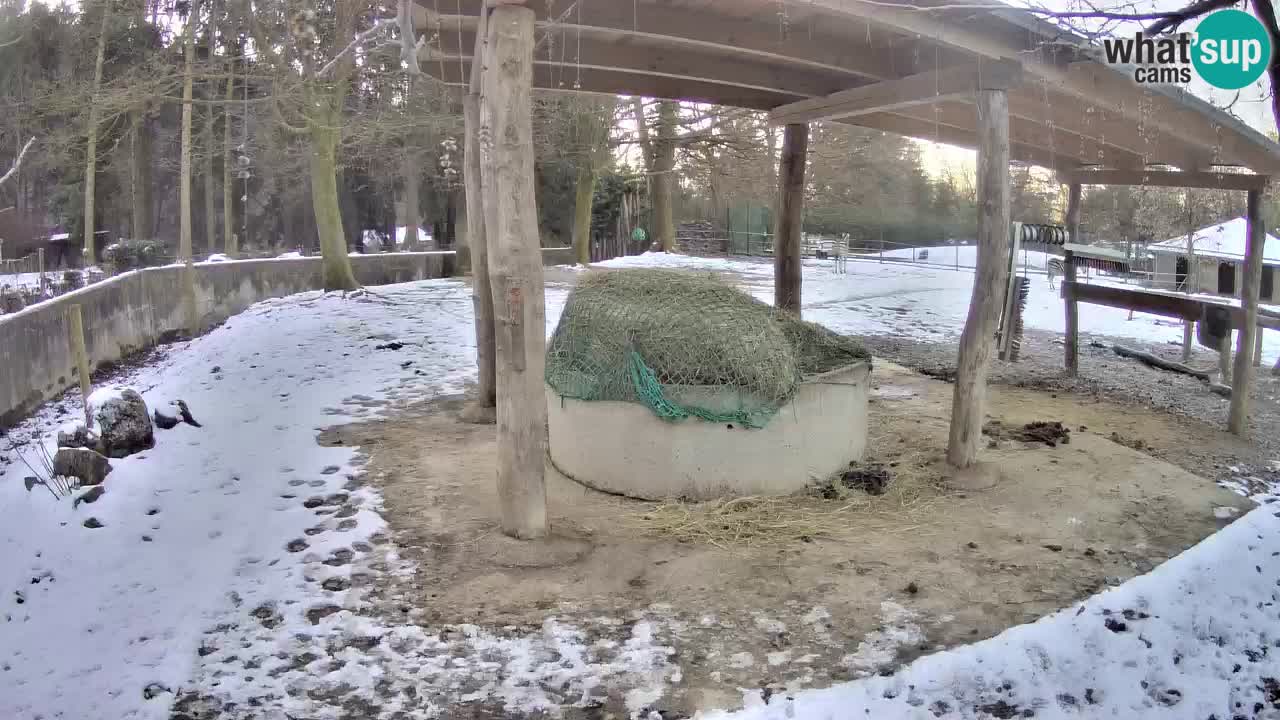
[480,3,548,539]
[1219,330,1233,384]
[1254,329,1264,367]
[463,7,497,415]
[947,87,1010,469]
[37,247,45,295]
[774,122,808,315]
[1230,188,1267,435]
[67,304,92,428]
[1063,183,1082,375]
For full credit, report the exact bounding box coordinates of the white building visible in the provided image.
[1149,218,1280,302]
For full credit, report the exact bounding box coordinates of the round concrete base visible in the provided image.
[546,362,871,500]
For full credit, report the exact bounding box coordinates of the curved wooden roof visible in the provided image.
[415,0,1280,176]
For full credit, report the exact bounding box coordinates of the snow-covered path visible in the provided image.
[0,281,574,719]
[1,254,1278,719]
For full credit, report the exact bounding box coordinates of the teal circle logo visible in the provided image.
[1192,9,1273,90]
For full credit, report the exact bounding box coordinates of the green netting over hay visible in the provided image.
[546,269,871,428]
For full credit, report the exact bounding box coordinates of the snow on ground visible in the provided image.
[705,502,1280,720]
[2,251,1279,719]
[599,249,1280,367]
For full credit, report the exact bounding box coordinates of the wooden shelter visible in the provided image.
[416,0,1280,537]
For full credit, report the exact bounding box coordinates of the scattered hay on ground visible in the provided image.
[628,433,949,549]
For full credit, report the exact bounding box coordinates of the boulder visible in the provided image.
[57,422,99,450]
[53,447,113,487]
[94,389,154,458]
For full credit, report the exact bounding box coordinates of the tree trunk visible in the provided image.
[130,111,154,240]
[947,88,1010,469]
[773,123,808,315]
[480,4,547,539]
[83,1,111,266]
[402,150,421,247]
[572,162,595,264]
[1230,189,1265,434]
[310,125,359,290]
[179,0,197,261]
[651,100,678,253]
[203,8,217,255]
[463,9,496,413]
[223,72,236,255]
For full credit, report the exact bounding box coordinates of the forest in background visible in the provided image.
[0,0,1278,270]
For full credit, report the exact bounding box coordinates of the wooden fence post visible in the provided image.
[68,304,92,427]
[1229,187,1267,434]
[37,247,45,295]
[1063,183,1082,375]
[481,3,548,539]
[947,84,1011,469]
[773,122,808,315]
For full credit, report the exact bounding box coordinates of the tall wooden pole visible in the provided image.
[1063,183,1081,375]
[947,87,1011,469]
[464,8,496,414]
[1229,187,1267,435]
[480,3,547,539]
[774,123,808,315]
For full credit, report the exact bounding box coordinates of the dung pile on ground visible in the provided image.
[835,463,891,496]
[983,420,1070,447]
[546,269,870,428]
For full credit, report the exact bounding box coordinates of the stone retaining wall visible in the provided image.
[0,250,568,428]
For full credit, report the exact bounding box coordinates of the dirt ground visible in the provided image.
[326,359,1253,717]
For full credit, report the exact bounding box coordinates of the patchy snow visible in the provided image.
[704,503,1280,720]
[3,251,1280,719]
[201,253,232,263]
[275,250,304,259]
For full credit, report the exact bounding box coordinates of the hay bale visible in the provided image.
[546,269,869,427]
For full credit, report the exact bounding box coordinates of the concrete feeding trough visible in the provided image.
[546,361,871,500]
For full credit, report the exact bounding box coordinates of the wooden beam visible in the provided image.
[842,112,1080,172]
[889,101,1145,169]
[774,123,808,314]
[1230,189,1266,435]
[768,60,1021,125]
[424,3,908,85]
[1059,169,1271,191]
[481,4,548,539]
[1061,281,1195,320]
[422,58,805,109]
[801,0,1280,173]
[947,87,1010,469]
[1006,88,1202,169]
[425,30,859,99]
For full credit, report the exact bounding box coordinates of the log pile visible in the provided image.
[676,221,728,256]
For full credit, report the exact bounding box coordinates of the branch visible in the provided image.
[1145,0,1240,34]
[0,137,34,189]
[1250,0,1280,133]
[316,18,396,78]
[397,0,424,76]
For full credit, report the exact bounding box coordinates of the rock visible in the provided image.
[94,390,154,458]
[83,517,104,529]
[53,447,113,486]
[73,486,106,508]
[57,423,98,450]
